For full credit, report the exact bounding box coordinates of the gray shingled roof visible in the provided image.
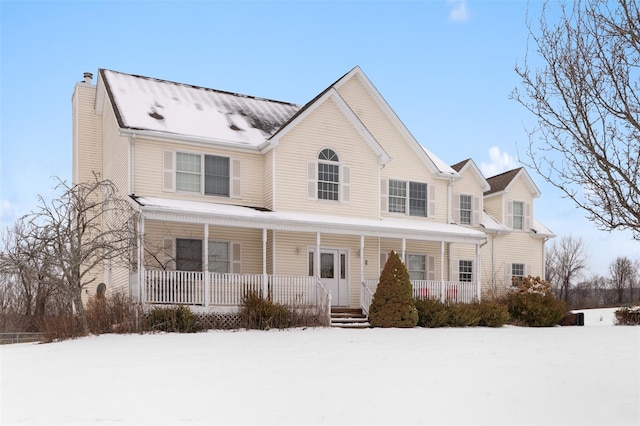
[484,167,523,195]
[100,69,301,147]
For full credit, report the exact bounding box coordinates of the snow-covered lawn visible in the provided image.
[1,308,639,425]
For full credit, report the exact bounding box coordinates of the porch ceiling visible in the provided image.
[133,196,487,244]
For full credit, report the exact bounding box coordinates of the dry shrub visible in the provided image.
[146,305,201,333]
[615,306,640,325]
[240,291,292,330]
[86,293,141,334]
[38,313,83,342]
[504,276,566,327]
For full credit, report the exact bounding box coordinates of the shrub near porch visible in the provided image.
[369,251,418,328]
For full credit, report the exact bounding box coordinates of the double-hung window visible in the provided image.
[389,180,407,213]
[388,180,428,217]
[459,195,472,225]
[459,260,473,282]
[208,241,230,273]
[407,254,426,281]
[174,152,231,197]
[511,263,525,285]
[512,201,524,230]
[175,238,203,272]
[317,149,340,201]
[409,182,427,216]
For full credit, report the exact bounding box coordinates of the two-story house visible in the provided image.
[71,66,553,320]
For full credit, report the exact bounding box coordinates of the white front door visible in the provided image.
[310,249,349,307]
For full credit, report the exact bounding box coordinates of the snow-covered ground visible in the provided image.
[1,308,639,425]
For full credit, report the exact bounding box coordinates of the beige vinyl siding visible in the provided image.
[379,240,449,281]
[451,173,484,226]
[337,75,448,222]
[132,139,265,208]
[483,195,503,227]
[264,150,274,210]
[274,98,379,218]
[502,177,535,230]
[142,221,263,274]
[101,101,130,194]
[72,83,105,299]
[73,83,103,185]
[481,232,544,297]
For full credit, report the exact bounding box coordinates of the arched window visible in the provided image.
[317,149,340,201]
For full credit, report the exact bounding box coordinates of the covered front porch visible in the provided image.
[128,197,487,319]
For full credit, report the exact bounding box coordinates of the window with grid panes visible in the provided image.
[460,194,472,225]
[388,180,406,213]
[511,263,525,285]
[459,260,473,282]
[176,152,230,196]
[317,149,339,201]
[407,254,426,280]
[409,182,427,217]
[513,201,524,230]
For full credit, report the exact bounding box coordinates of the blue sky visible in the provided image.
[1,0,638,277]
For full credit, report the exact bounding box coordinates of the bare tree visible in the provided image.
[2,176,139,335]
[546,235,589,303]
[609,256,638,304]
[512,0,640,239]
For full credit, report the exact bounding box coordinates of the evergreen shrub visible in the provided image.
[414,299,509,328]
[369,251,418,328]
[414,297,450,327]
[476,300,510,327]
[504,276,566,327]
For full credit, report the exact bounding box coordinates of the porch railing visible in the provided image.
[143,270,331,311]
[360,278,479,314]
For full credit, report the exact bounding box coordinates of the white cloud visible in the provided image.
[480,146,518,177]
[448,0,470,23]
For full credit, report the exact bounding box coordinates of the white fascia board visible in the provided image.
[118,128,262,154]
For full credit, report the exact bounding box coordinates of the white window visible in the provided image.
[388,180,429,217]
[389,180,406,213]
[317,149,340,201]
[459,260,473,282]
[511,263,525,285]
[166,151,239,197]
[513,201,524,230]
[459,195,472,225]
[176,153,202,193]
[407,254,426,280]
[208,241,229,273]
[409,182,427,217]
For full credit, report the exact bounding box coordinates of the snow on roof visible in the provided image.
[420,145,459,176]
[134,196,486,243]
[481,211,510,233]
[532,219,555,238]
[101,69,300,147]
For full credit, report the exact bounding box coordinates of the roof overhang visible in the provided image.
[133,196,487,245]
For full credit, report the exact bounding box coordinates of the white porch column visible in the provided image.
[359,235,364,284]
[138,215,145,303]
[315,232,321,277]
[401,238,406,263]
[262,228,268,297]
[476,242,481,301]
[440,241,445,303]
[203,224,210,306]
